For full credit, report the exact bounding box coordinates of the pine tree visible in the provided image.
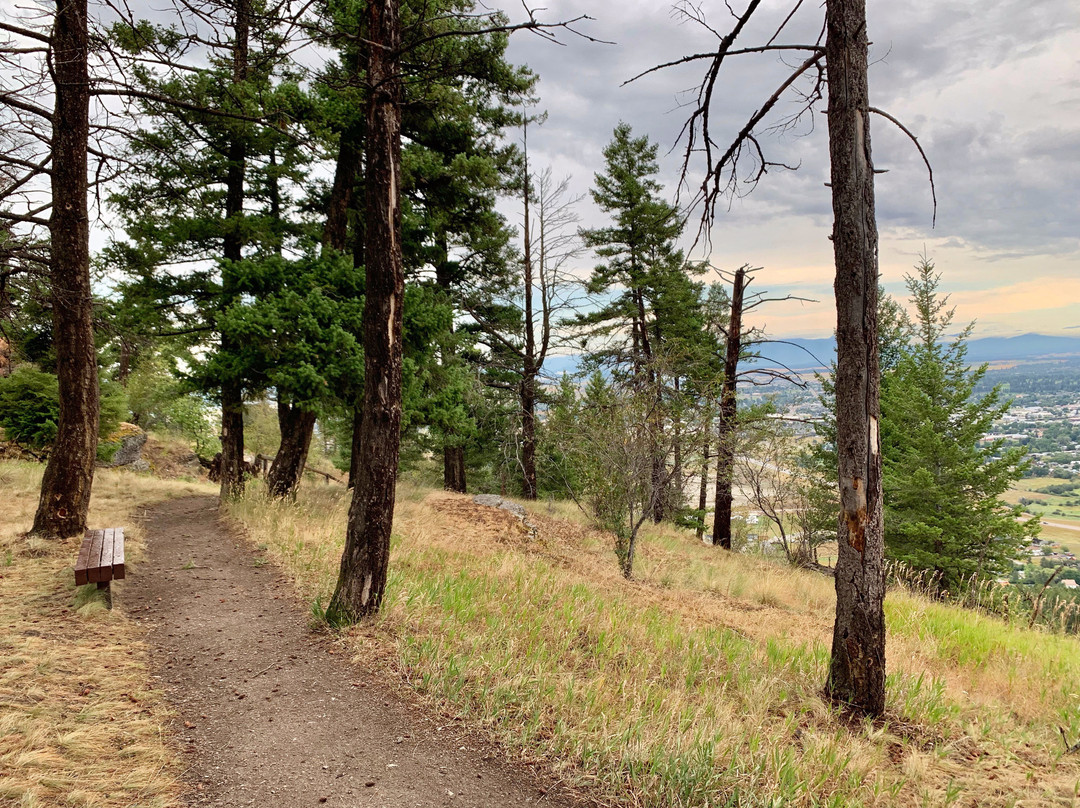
[881,259,1036,590]
[576,123,701,520]
[577,123,683,379]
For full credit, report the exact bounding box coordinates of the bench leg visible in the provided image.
[97,581,112,610]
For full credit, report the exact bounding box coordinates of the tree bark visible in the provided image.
[670,376,683,513]
[443,445,466,493]
[267,119,363,501]
[823,0,886,716]
[712,266,746,549]
[327,0,404,623]
[32,0,96,538]
[266,401,317,498]
[347,403,363,490]
[520,132,538,501]
[433,232,468,495]
[218,0,250,502]
[521,369,538,499]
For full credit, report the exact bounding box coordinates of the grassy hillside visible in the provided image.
[228,482,1080,808]
[0,461,216,807]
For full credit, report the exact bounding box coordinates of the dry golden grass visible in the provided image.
[228,481,1080,808]
[0,461,216,807]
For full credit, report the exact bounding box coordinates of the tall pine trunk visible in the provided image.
[266,402,317,498]
[269,124,362,500]
[712,266,746,549]
[219,0,250,501]
[32,0,96,538]
[824,0,886,716]
[435,233,468,495]
[327,0,404,622]
[443,445,466,493]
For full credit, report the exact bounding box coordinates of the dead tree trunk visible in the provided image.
[670,376,683,512]
[266,401,317,498]
[823,0,886,716]
[519,127,539,501]
[218,0,250,502]
[327,0,404,623]
[521,367,538,499]
[696,403,712,543]
[712,266,746,549]
[32,0,96,538]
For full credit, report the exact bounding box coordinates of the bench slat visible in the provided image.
[113,528,125,580]
[99,528,116,583]
[87,529,106,584]
[74,530,101,586]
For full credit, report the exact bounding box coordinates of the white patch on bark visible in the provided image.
[361,572,372,605]
[388,295,395,348]
[869,416,878,455]
[387,157,397,250]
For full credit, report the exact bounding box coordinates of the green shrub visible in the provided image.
[0,366,59,448]
[0,366,127,451]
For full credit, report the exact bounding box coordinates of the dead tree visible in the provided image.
[712,265,747,549]
[822,0,887,716]
[466,128,582,502]
[707,265,810,549]
[634,0,933,715]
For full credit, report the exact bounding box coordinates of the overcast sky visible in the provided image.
[498,0,1080,338]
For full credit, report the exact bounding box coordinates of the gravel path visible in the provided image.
[126,495,587,808]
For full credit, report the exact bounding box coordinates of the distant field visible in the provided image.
[1007,476,1080,552]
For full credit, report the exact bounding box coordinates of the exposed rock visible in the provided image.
[472,494,537,536]
[100,422,149,468]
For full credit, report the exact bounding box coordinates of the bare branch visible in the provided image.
[869,106,937,228]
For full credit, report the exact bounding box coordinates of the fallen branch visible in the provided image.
[303,465,343,485]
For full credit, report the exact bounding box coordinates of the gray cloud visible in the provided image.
[504,0,1080,262]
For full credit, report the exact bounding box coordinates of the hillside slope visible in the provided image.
[228,484,1080,808]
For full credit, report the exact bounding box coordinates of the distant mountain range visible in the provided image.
[542,334,1080,377]
[745,333,1080,371]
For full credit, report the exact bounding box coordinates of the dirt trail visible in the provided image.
[126,496,587,808]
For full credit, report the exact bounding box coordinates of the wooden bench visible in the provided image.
[74,528,125,608]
